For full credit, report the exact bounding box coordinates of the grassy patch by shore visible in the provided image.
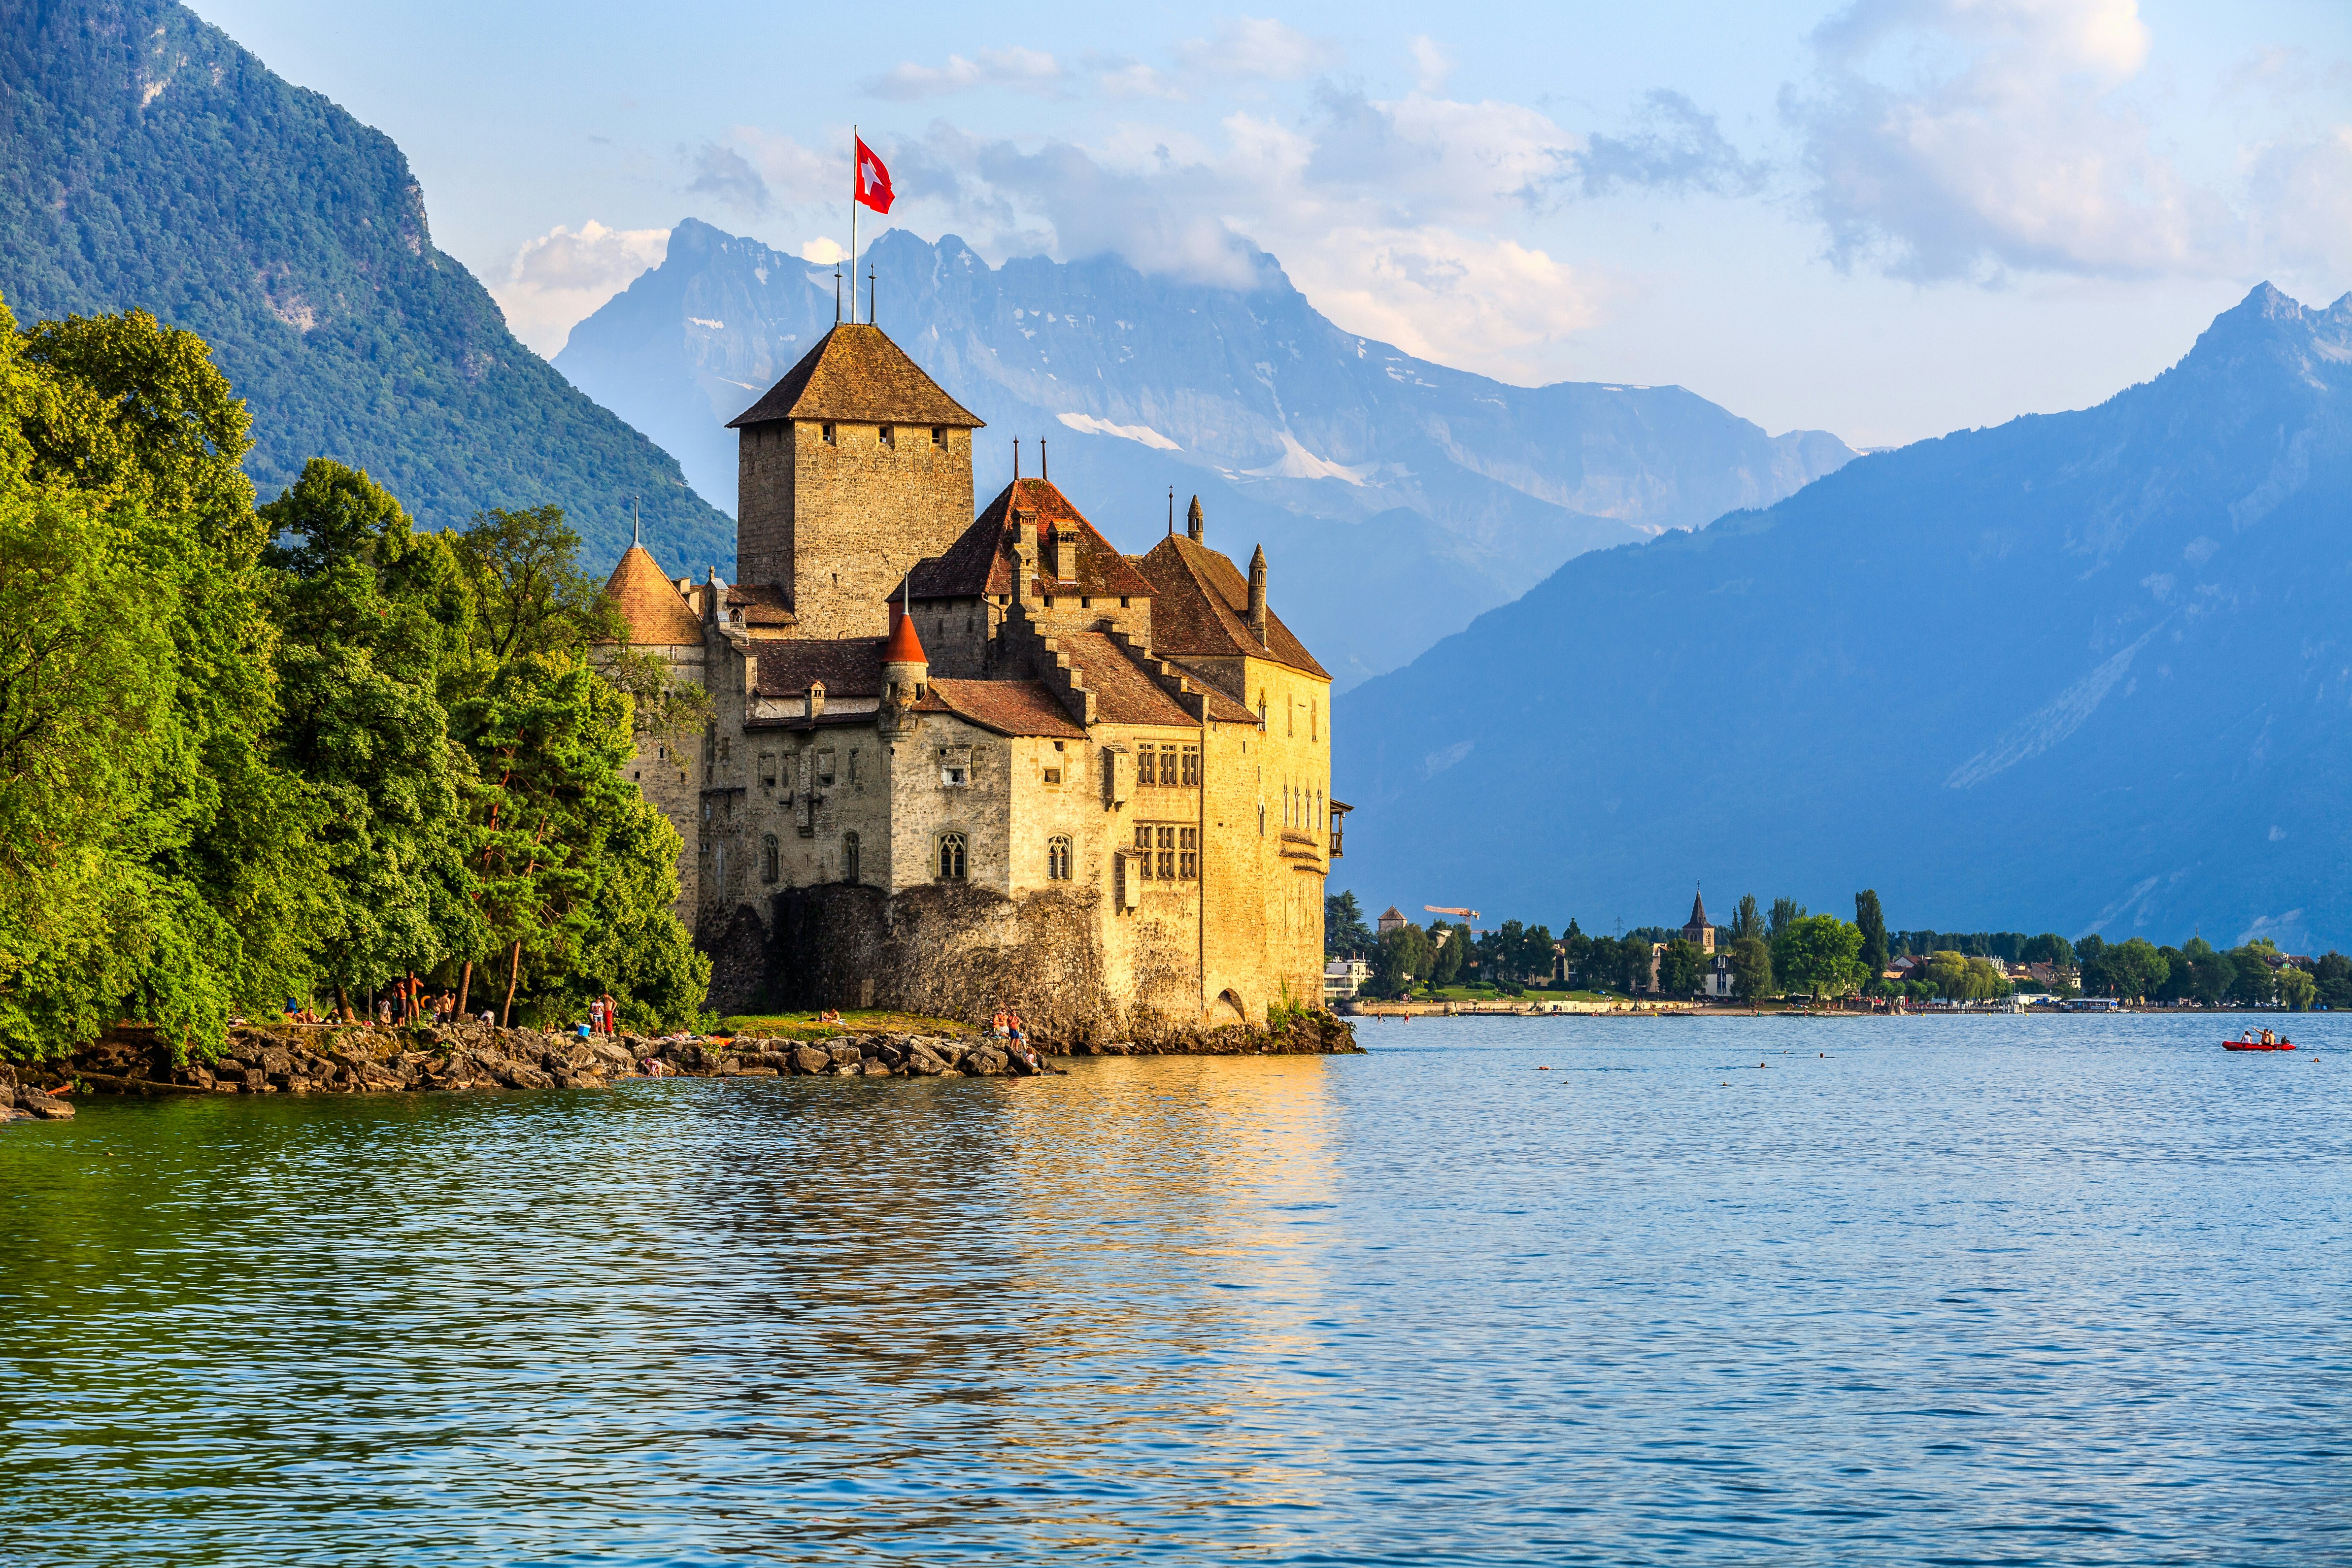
[714,1009,976,1042]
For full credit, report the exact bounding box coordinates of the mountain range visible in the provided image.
[1335,284,2352,950]
[0,0,731,570]
[556,221,1855,687]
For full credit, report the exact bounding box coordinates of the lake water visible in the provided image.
[2,1013,2347,1566]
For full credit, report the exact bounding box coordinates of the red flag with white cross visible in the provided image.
[854,136,894,214]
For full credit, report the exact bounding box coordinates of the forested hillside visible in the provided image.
[0,0,732,574]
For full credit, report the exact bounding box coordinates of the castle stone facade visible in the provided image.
[605,323,1340,1036]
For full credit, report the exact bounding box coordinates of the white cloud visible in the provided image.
[1410,36,1455,95]
[877,86,1600,380]
[800,236,846,265]
[1786,0,2240,282]
[2247,125,2352,281]
[491,221,670,357]
[865,47,1065,101]
[1176,17,1339,81]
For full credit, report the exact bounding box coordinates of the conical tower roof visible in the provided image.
[604,544,703,646]
[883,606,927,666]
[1685,888,1711,931]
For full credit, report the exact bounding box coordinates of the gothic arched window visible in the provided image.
[761,834,780,884]
[938,832,968,881]
[842,832,861,885]
[1046,836,1072,881]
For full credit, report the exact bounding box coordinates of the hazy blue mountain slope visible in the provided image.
[1334,285,2352,950]
[0,0,730,572]
[557,221,1854,687]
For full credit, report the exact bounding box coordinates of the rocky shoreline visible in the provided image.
[0,1012,1359,1116]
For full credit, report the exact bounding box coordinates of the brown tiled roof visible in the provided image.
[726,582,798,627]
[727,324,982,430]
[1164,661,1261,724]
[1059,632,1196,728]
[1135,534,1327,680]
[603,545,703,646]
[752,638,885,698]
[908,478,1158,601]
[921,679,1087,738]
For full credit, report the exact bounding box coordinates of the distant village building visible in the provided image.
[1323,956,1371,1001]
[602,322,1339,1034]
[1377,905,1408,935]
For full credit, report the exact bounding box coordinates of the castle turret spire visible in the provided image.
[1186,494,1204,542]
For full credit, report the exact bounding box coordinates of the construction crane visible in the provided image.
[1423,905,1478,919]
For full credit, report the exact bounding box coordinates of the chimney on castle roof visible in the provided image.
[1186,494,1204,542]
[1046,523,1073,582]
[1012,505,1039,599]
[1246,544,1269,648]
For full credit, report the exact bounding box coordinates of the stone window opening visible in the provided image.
[1119,596,1130,608]
[1047,836,1072,881]
[1257,803,1265,836]
[1132,824,1194,881]
[843,832,861,884]
[1043,764,1062,786]
[760,753,777,790]
[938,832,968,881]
[1311,699,1318,742]
[632,769,640,782]
[719,737,731,762]
[761,834,780,884]
[1179,827,1197,879]
[848,749,860,786]
[880,424,895,448]
[818,749,836,786]
[656,744,666,761]
[931,426,946,447]
[822,422,837,444]
[1080,596,1091,608]
[1180,745,1200,788]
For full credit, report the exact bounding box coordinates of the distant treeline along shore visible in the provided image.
[1326,891,2344,1010]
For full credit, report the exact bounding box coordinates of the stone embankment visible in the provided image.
[3,1010,1358,1111]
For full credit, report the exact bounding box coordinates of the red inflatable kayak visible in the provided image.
[2223,1039,2295,1051]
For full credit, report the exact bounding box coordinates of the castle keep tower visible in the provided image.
[727,324,984,640]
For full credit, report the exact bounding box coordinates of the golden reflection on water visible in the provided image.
[998,1058,1343,1536]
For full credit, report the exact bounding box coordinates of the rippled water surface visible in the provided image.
[3,1013,2349,1565]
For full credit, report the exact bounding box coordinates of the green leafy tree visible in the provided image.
[1768,897,1806,939]
[1728,935,1773,1004]
[1854,890,1888,978]
[1426,921,1465,989]
[0,303,324,1060]
[2226,942,2279,1007]
[1657,938,1704,996]
[1731,894,1764,942]
[2087,936,2169,1001]
[1370,921,1430,1000]
[1515,924,1554,991]
[1575,934,1615,993]
[262,460,478,1015]
[1773,915,1867,1002]
[2275,964,2316,1012]
[1618,938,1658,995]
[1325,891,1374,959]
[1558,919,1590,988]
[2312,952,2352,1009]
[2022,933,2076,967]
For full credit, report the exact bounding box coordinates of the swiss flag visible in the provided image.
[854,136,894,215]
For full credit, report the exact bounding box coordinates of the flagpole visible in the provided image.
[849,125,859,324]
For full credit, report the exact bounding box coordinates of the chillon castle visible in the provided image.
[605,323,1342,1035]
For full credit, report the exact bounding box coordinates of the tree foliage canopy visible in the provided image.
[0,300,706,1060]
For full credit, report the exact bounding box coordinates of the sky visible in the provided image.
[185,0,2351,449]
